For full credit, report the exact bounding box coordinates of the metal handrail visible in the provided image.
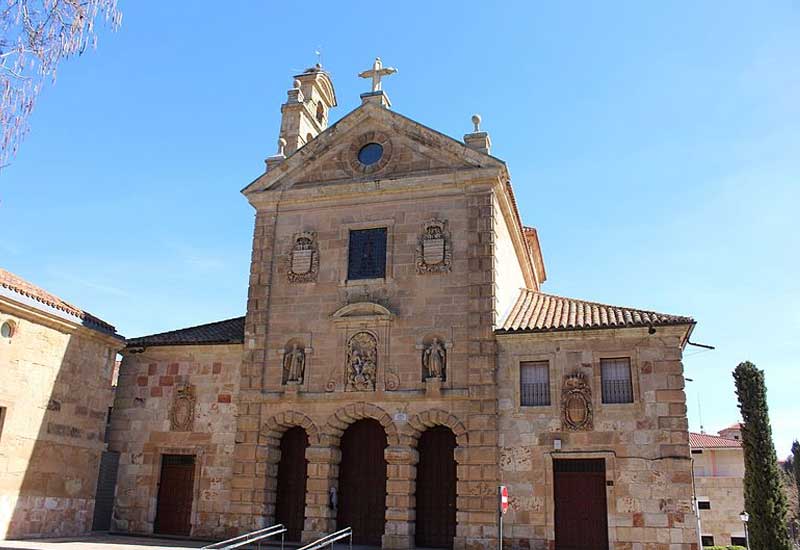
[297,527,353,550]
[201,523,287,550]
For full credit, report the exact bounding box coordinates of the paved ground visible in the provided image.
[0,534,208,550]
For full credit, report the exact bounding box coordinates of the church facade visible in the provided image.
[109,62,699,550]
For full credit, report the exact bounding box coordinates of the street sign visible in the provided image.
[499,485,509,514]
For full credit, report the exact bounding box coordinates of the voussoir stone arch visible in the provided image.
[260,409,321,446]
[324,401,400,446]
[405,409,468,447]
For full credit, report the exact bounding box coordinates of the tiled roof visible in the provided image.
[689,432,742,449]
[498,289,694,333]
[126,316,245,348]
[0,267,119,335]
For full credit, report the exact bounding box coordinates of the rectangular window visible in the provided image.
[698,500,711,510]
[520,361,550,406]
[601,357,633,404]
[701,535,714,546]
[731,536,747,547]
[347,228,387,280]
[0,407,6,442]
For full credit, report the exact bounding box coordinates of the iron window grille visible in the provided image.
[601,357,633,404]
[520,361,550,406]
[347,228,387,280]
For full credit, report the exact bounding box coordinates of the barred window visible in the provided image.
[347,228,387,280]
[601,358,633,404]
[520,361,550,406]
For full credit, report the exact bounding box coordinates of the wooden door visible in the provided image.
[275,426,309,542]
[553,459,608,550]
[415,426,457,549]
[337,419,387,546]
[154,454,195,536]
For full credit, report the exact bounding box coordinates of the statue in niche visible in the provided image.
[287,232,318,283]
[346,332,377,391]
[282,343,305,384]
[422,337,446,380]
[416,219,452,274]
[561,372,593,431]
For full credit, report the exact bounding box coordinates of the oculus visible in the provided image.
[357,143,383,166]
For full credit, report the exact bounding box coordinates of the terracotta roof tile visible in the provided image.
[0,267,118,335]
[126,316,245,348]
[689,432,742,449]
[498,289,694,333]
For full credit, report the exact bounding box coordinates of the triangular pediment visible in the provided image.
[243,102,506,195]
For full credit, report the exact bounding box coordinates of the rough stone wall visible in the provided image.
[693,448,746,546]
[108,344,241,537]
[233,142,508,549]
[0,308,118,539]
[496,327,698,550]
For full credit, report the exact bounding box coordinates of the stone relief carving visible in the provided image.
[422,337,447,380]
[346,331,377,391]
[416,219,451,274]
[170,385,196,432]
[561,372,593,431]
[282,342,305,385]
[287,231,318,283]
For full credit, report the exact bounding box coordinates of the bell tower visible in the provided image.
[277,64,337,157]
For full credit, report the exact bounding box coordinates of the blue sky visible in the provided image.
[2,1,798,455]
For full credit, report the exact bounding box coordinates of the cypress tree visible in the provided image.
[733,361,792,550]
[792,440,800,504]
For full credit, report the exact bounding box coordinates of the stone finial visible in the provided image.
[265,137,288,172]
[277,137,287,156]
[293,79,302,90]
[464,114,491,155]
[471,114,482,132]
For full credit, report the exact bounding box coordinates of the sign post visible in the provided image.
[498,485,509,550]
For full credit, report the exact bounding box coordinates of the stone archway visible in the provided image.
[296,403,401,544]
[259,411,320,537]
[400,410,469,550]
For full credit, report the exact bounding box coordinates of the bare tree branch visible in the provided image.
[0,0,121,168]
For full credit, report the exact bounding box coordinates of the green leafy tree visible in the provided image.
[733,361,792,550]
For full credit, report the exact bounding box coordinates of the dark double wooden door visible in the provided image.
[154,454,195,536]
[275,427,309,542]
[415,426,457,549]
[337,419,387,546]
[553,459,609,550]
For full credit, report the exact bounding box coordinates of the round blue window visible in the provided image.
[358,143,383,166]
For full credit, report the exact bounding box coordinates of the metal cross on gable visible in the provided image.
[358,57,398,93]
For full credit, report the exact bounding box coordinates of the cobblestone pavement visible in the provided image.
[0,534,208,550]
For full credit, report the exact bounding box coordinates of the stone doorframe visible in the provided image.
[261,405,469,550]
[259,411,321,536]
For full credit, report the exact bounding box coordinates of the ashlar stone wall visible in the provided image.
[109,344,242,538]
[0,306,120,539]
[496,326,698,550]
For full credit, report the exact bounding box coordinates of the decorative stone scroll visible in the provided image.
[287,231,318,283]
[416,219,451,274]
[561,372,593,431]
[170,385,196,432]
[282,342,306,385]
[345,331,377,391]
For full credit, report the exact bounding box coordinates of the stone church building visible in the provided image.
[109,61,700,550]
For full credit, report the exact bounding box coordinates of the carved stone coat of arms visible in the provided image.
[561,373,593,431]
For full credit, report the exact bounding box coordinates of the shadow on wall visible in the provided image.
[0,311,119,540]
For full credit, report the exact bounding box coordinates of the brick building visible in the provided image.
[0,268,123,538]
[109,61,700,550]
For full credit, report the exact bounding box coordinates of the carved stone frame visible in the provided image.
[345,130,394,177]
[416,218,452,274]
[286,231,319,284]
[327,302,396,392]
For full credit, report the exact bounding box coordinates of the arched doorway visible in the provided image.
[415,426,457,549]
[337,419,387,545]
[275,426,309,542]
